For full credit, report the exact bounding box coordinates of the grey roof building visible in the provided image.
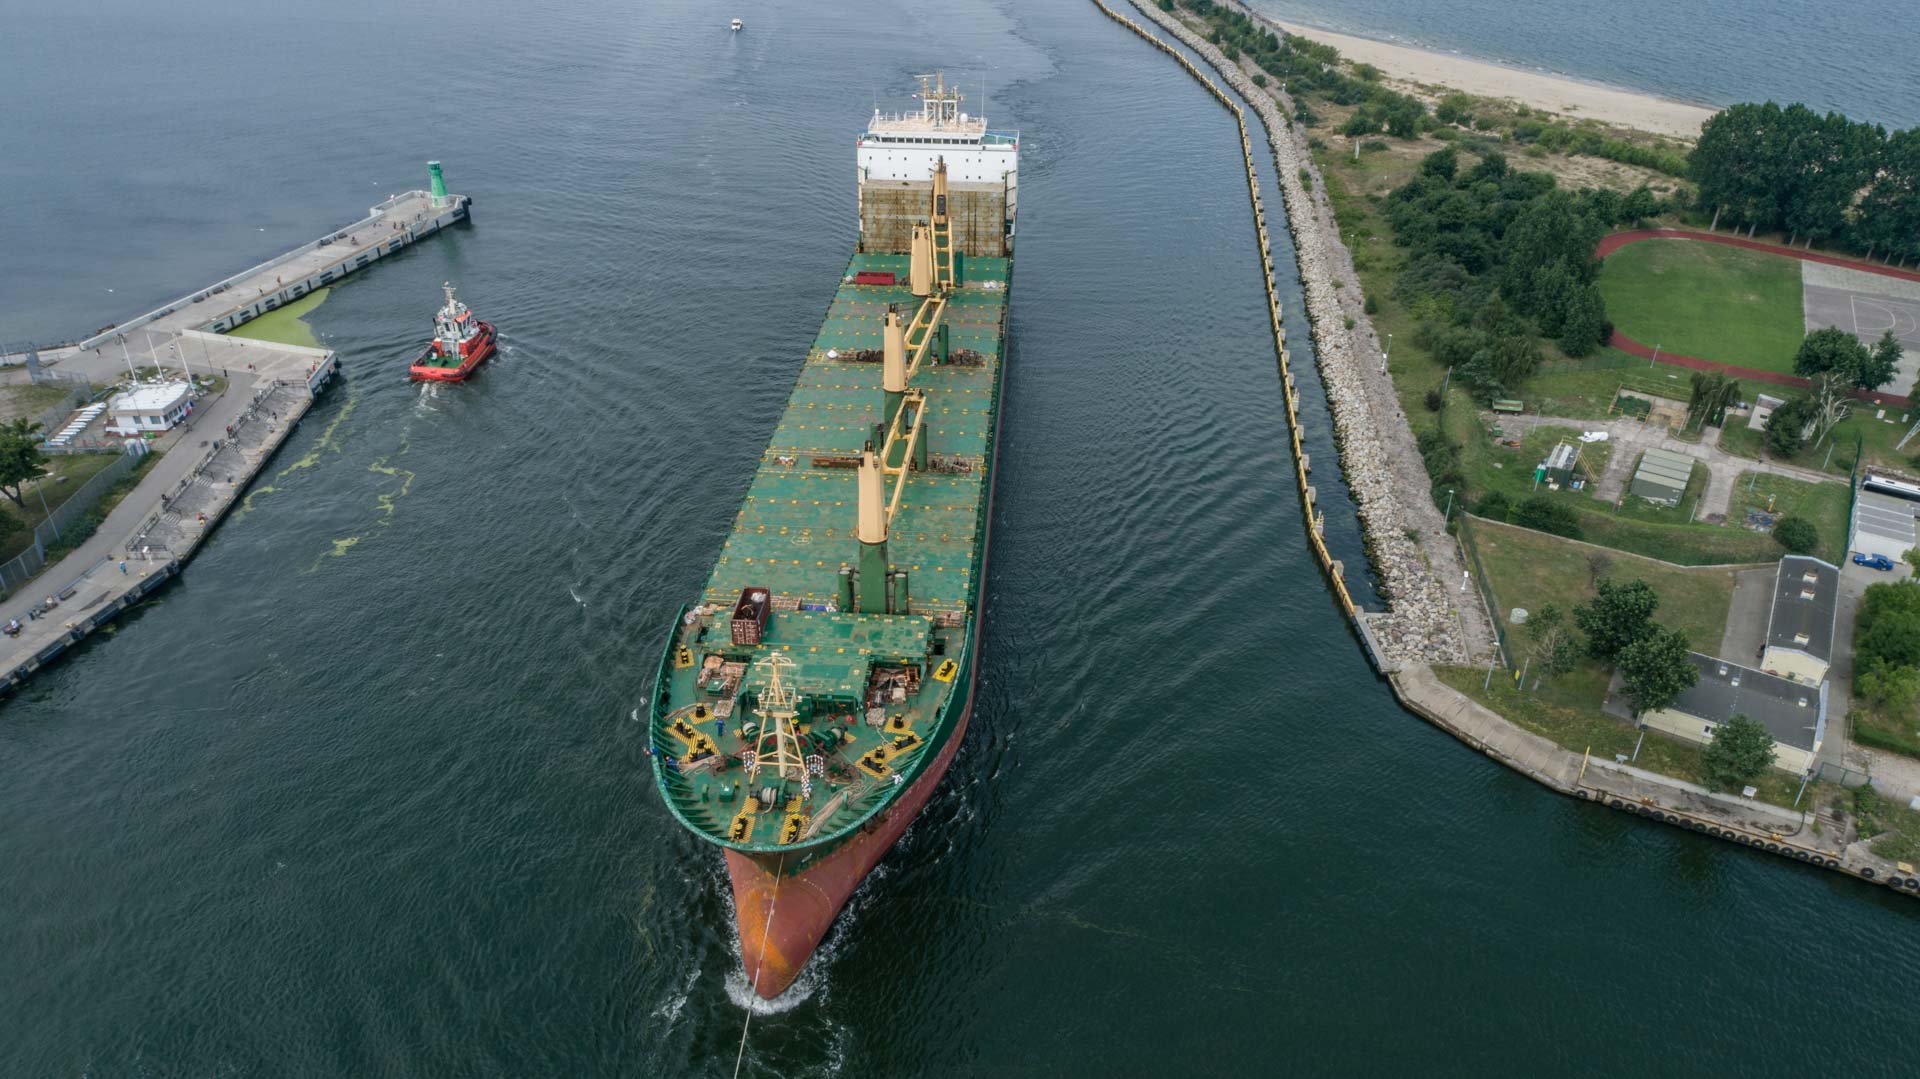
[1630,447,1693,506]
[1761,555,1839,683]
[1642,653,1827,773]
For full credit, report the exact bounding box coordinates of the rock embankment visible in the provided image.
[1129,0,1492,666]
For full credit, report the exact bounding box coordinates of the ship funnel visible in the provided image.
[909,225,933,297]
[428,161,449,207]
[856,450,889,613]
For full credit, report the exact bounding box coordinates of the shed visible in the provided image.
[1747,393,1786,431]
[1641,653,1826,775]
[104,381,193,437]
[1538,441,1579,485]
[1852,490,1917,563]
[1761,555,1839,684]
[1629,447,1693,505]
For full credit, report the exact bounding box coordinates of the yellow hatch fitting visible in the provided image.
[933,659,958,683]
[855,748,892,778]
[667,716,703,744]
[682,733,716,760]
[728,813,755,843]
[890,732,924,755]
[884,714,913,734]
[781,813,811,844]
[674,647,694,670]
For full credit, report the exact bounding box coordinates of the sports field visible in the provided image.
[1598,239,1805,373]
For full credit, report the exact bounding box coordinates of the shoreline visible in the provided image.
[1111,0,1920,899]
[1258,14,1716,139]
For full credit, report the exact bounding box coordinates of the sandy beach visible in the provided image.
[1261,17,1716,139]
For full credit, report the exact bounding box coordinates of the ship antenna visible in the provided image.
[442,281,456,310]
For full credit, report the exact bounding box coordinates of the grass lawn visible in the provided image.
[1464,515,1740,647]
[1730,471,1851,563]
[1436,663,1811,809]
[1461,423,1785,564]
[227,287,329,348]
[1599,238,1806,373]
[0,383,80,424]
[0,453,125,561]
[1851,706,1920,760]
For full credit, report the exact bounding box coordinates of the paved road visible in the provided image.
[0,374,308,668]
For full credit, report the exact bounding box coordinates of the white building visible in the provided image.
[106,382,193,436]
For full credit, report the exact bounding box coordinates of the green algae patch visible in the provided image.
[227,288,330,348]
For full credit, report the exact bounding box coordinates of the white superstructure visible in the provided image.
[857,73,1018,185]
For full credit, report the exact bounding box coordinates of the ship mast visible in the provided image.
[744,653,813,795]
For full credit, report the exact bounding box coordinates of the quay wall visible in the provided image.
[4,369,334,695]
[77,191,469,350]
[1102,0,1919,900]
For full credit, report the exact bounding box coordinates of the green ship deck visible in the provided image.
[649,250,1010,859]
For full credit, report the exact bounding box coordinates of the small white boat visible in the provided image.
[730,18,743,31]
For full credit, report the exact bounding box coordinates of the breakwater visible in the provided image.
[1101,0,1481,667]
[0,177,454,692]
[1113,0,1920,898]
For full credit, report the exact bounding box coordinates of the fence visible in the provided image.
[1453,508,1511,667]
[0,445,149,598]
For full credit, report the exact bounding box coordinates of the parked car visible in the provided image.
[1853,552,1896,571]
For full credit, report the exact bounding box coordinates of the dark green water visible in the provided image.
[3,1,1917,1074]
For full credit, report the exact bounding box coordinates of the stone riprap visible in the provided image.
[1128,0,1491,666]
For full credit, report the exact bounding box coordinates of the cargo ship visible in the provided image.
[408,282,495,381]
[647,74,1017,998]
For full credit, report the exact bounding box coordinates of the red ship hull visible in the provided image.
[409,321,496,382]
[725,695,974,999]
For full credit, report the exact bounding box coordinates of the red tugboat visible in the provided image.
[408,282,496,381]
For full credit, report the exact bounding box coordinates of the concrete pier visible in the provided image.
[0,176,469,693]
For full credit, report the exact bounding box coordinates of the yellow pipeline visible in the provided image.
[1089,0,1355,618]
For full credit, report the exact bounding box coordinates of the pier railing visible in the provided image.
[74,190,437,351]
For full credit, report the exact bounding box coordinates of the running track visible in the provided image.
[1596,229,1920,407]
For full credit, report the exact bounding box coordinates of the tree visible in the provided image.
[1585,551,1612,584]
[1869,329,1904,392]
[0,418,48,508]
[1434,92,1474,127]
[1618,626,1697,716]
[1857,656,1920,713]
[1807,370,1854,444]
[1525,603,1580,680]
[1575,577,1659,660]
[1620,184,1662,225]
[1556,283,1609,357]
[1702,713,1778,790]
[1763,395,1815,456]
[1685,371,1741,430]
[1419,146,1458,181]
[1514,495,1581,538]
[1857,609,1920,670]
[1793,326,1878,388]
[1772,515,1818,553]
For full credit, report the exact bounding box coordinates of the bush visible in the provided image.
[1251,73,1267,87]
[1423,387,1444,412]
[1363,294,1378,315]
[1475,490,1512,520]
[1298,167,1314,190]
[1514,495,1582,539]
[1772,515,1818,553]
